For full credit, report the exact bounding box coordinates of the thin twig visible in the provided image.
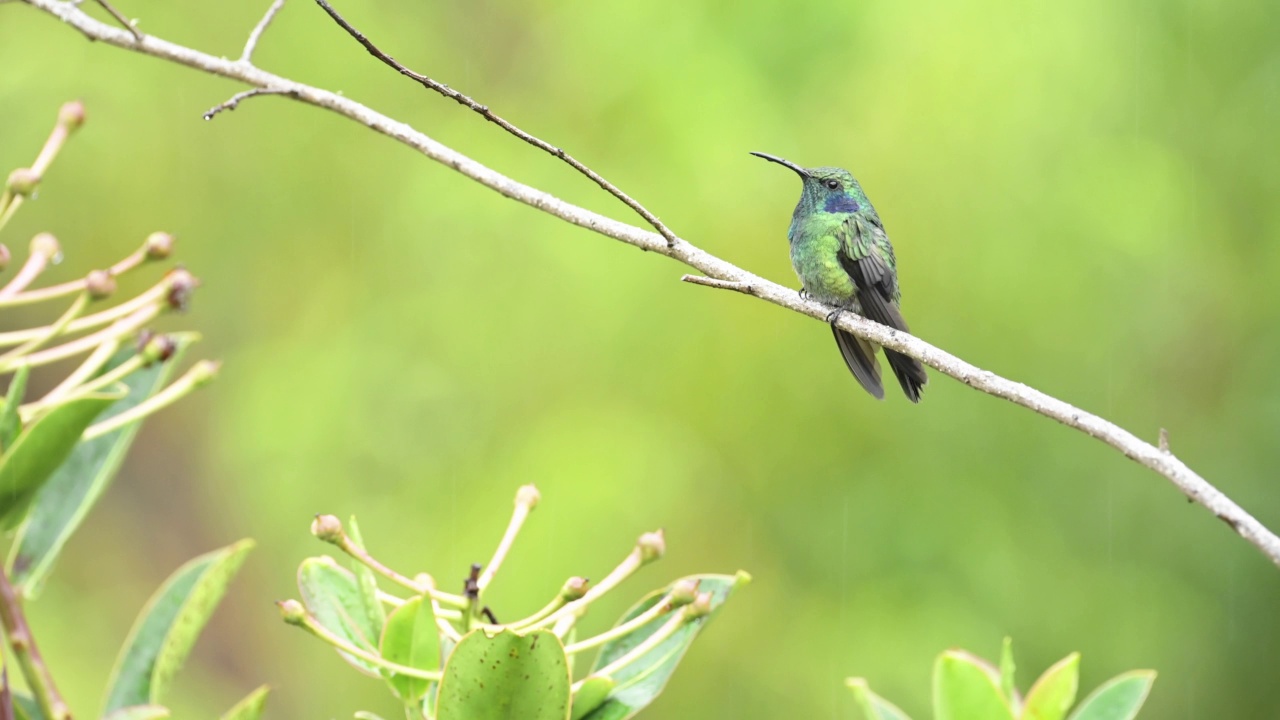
[681,275,752,294]
[92,0,140,41]
[312,0,681,248]
[240,0,286,64]
[0,567,71,720]
[18,0,1280,570]
[202,88,292,120]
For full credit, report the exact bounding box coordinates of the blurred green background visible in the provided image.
[3,0,1279,717]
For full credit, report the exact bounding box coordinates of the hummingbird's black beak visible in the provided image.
[750,151,809,178]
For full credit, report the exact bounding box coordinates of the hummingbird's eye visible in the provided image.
[824,179,841,190]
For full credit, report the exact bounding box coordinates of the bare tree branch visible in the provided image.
[240,0,286,64]
[0,567,70,720]
[312,0,680,247]
[203,87,294,120]
[91,0,139,41]
[15,0,1280,569]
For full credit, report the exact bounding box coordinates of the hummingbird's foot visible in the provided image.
[825,308,844,325]
[799,288,811,301]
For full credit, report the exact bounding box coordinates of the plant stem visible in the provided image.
[0,293,88,364]
[571,609,689,694]
[294,608,442,681]
[336,536,468,609]
[82,360,219,440]
[476,490,536,595]
[0,567,70,720]
[562,594,674,655]
[9,245,151,307]
[528,548,646,631]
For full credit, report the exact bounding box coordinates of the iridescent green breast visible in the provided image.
[788,214,856,306]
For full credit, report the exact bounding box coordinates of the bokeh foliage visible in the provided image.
[2,0,1279,717]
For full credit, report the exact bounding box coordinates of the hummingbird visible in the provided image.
[751,152,927,402]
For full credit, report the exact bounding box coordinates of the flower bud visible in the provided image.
[668,578,700,608]
[144,232,174,260]
[138,332,176,365]
[277,599,307,625]
[189,360,220,387]
[413,573,437,593]
[85,270,116,299]
[310,514,345,544]
[6,168,40,197]
[562,576,590,601]
[58,100,87,130]
[30,233,60,261]
[516,484,541,510]
[637,529,665,564]
[165,268,198,311]
[685,591,713,620]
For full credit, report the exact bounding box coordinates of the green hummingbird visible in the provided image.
[752,151,927,402]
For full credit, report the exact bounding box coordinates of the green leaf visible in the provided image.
[933,650,1016,720]
[218,685,270,720]
[579,572,749,720]
[436,629,570,720]
[10,691,43,720]
[1022,653,1079,720]
[1000,637,1017,707]
[101,706,171,720]
[846,678,912,720]
[297,556,381,676]
[8,343,191,596]
[0,363,30,450]
[102,539,254,714]
[346,517,386,646]
[379,595,440,703]
[1066,671,1156,720]
[0,391,119,528]
[570,677,615,720]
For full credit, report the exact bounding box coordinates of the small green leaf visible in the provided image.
[346,517,386,644]
[102,706,170,720]
[436,629,569,720]
[934,650,1016,720]
[0,364,30,450]
[579,572,748,720]
[218,685,270,720]
[379,595,440,703]
[1000,637,1017,707]
[1066,671,1156,720]
[297,556,381,676]
[0,391,119,527]
[846,678,912,720]
[9,343,191,596]
[1023,653,1079,720]
[102,539,254,714]
[570,677,615,720]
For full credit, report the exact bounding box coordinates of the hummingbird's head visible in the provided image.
[750,152,865,215]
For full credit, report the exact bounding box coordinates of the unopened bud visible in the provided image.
[30,233,59,261]
[685,591,713,620]
[85,270,116,299]
[413,573,437,593]
[277,599,307,625]
[58,100,86,130]
[138,332,176,365]
[668,578,700,607]
[637,529,665,564]
[516,484,541,510]
[165,268,198,311]
[562,576,589,601]
[311,514,345,544]
[144,232,174,260]
[189,360,220,387]
[6,168,40,197]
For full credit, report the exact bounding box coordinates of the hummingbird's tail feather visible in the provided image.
[831,326,885,400]
[849,291,928,403]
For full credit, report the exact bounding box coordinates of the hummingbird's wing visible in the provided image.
[836,216,928,402]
